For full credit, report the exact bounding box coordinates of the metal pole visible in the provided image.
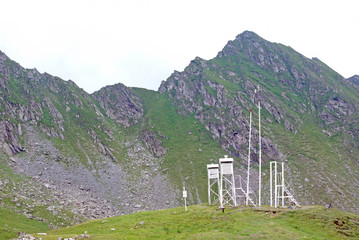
[217,177,221,206]
[282,162,285,207]
[258,99,262,207]
[185,197,187,211]
[274,161,277,208]
[270,162,273,207]
[219,166,223,209]
[231,173,237,207]
[224,177,228,205]
[246,109,252,206]
[208,176,211,205]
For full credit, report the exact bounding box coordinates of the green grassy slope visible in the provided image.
[132,88,226,202]
[0,207,50,239]
[34,205,359,240]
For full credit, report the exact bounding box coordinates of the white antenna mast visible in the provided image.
[258,86,262,207]
[246,109,252,205]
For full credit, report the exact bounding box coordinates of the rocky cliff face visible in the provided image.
[0,121,24,156]
[92,83,143,127]
[159,57,283,161]
[160,32,359,153]
[141,129,167,157]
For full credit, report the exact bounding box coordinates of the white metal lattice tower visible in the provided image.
[270,161,300,208]
[270,161,281,207]
[207,164,220,205]
[219,155,237,208]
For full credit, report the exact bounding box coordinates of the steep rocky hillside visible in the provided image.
[0,30,359,234]
[0,50,180,228]
[159,31,359,213]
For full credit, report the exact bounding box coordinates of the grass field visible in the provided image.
[27,205,359,240]
[0,207,50,239]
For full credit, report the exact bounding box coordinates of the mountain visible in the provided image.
[159,31,359,214]
[347,75,359,86]
[0,31,359,233]
[0,50,181,228]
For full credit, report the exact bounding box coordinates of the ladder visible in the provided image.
[283,185,300,207]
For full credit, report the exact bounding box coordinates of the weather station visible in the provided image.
[206,94,300,210]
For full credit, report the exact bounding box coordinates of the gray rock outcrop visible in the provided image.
[92,83,143,127]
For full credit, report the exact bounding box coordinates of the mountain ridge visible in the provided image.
[158,30,359,213]
[0,31,358,235]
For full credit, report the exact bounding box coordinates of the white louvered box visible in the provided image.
[219,155,234,175]
[207,164,219,179]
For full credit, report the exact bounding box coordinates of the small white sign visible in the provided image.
[183,187,188,211]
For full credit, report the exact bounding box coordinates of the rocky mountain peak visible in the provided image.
[215,30,298,79]
[347,74,359,86]
[217,30,267,57]
[235,30,261,40]
[0,49,7,61]
[92,83,144,127]
[158,31,359,214]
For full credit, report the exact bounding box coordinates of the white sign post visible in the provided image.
[183,186,187,211]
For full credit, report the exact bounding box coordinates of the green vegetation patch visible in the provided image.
[0,207,50,239]
[132,88,226,201]
[35,205,359,240]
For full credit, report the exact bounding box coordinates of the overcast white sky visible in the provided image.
[0,0,358,93]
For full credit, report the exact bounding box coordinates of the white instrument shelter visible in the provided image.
[219,155,234,175]
[207,164,219,179]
